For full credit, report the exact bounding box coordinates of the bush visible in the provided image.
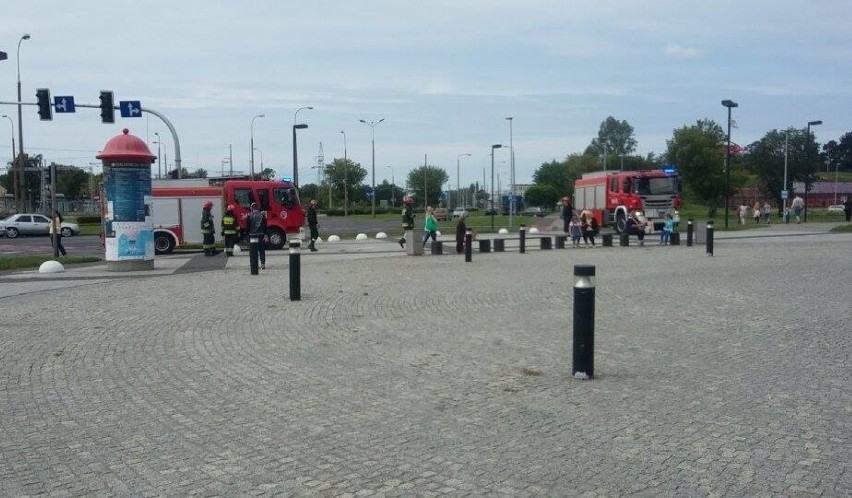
[74,215,102,224]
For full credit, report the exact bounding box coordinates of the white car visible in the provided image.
[826,204,845,214]
[451,207,468,219]
[0,213,80,238]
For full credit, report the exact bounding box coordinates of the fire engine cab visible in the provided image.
[150,178,305,254]
[573,168,681,233]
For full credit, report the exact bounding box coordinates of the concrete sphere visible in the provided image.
[355,233,368,241]
[498,228,509,235]
[38,260,65,273]
[232,245,242,255]
[375,232,388,239]
[528,227,540,234]
[328,235,341,242]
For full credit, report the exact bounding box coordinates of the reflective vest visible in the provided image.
[221,213,238,235]
[201,210,214,234]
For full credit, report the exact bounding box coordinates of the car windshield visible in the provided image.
[634,177,679,195]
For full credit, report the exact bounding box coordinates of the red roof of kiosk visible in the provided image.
[96,128,156,163]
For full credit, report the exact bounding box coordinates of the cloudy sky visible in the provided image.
[2,1,849,189]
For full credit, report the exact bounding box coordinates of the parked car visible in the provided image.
[433,207,449,221]
[0,213,80,238]
[520,207,547,217]
[451,207,468,219]
[826,204,845,214]
[484,208,498,216]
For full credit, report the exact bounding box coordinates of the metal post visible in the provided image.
[519,224,526,253]
[721,99,738,229]
[804,120,822,222]
[572,264,595,380]
[16,34,31,212]
[464,229,472,262]
[51,163,58,257]
[686,219,693,247]
[289,239,301,301]
[706,221,714,256]
[249,235,259,275]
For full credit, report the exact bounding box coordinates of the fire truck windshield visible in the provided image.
[634,177,678,196]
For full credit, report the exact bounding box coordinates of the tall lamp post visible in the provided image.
[721,99,738,228]
[250,113,264,178]
[16,33,31,212]
[2,115,15,185]
[456,153,471,210]
[152,132,162,179]
[804,120,822,222]
[292,106,313,186]
[506,116,516,227]
[490,144,503,232]
[359,118,385,218]
[387,165,396,207]
[340,130,348,217]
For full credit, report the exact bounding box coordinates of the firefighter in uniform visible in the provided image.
[221,204,239,256]
[201,201,217,256]
[399,196,415,249]
[246,202,267,269]
[307,199,319,252]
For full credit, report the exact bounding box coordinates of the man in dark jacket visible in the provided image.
[399,196,415,249]
[455,212,468,254]
[246,203,267,269]
[561,196,573,233]
[201,201,217,256]
[307,199,319,252]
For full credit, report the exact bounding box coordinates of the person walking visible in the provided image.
[201,201,217,256]
[753,201,762,224]
[421,206,439,248]
[455,212,468,254]
[738,203,748,225]
[763,200,772,224]
[246,202,267,269]
[399,196,415,249]
[307,199,319,252]
[791,195,805,223]
[560,196,573,233]
[580,214,596,247]
[843,197,852,222]
[49,210,67,256]
[221,204,239,256]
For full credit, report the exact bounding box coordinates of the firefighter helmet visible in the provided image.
[226,204,235,211]
[204,201,213,210]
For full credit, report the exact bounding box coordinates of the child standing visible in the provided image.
[660,213,675,245]
[569,216,582,247]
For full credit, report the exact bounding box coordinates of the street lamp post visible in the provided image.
[292,107,313,186]
[387,165,396,207]
[16,33,31,212]
[1,115,15,187]
[721,99,738,228]
[250,113,264,178]
[804,120,822,222]
[153,132,163,179]
[359,118,385,218]
[490,144,503,232]
[340,130,348,217]
[456,153,470,211]
[506,116,515,227]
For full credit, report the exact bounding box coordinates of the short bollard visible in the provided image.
[540,237,552,250]
[289,239,301,301]
[519,225,526,254]
[706,221,714,256]
[572,265,595,380]
[494,238,505,252]
[430,240,443,254]
[619,233,629,247]
[670,231,680,246]
[478,239,491,253]
[555,235,566,249]
[249,236,260,275]
[602,233,613,247]
[686,219,693,247]
[464,229,473,262]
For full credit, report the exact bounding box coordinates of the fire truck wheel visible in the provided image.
[615,213,627,234]
[267,228,286,249]
[154,233,176,254]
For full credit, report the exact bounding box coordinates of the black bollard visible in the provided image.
[572,264,595,380]
[519,225,526,254]
[686,219,693,247]
[464,229,472,262]
[706,221,714,256]
[249,235,260,275]
[602,233,613,247]
[289,239,301,300]
[619,232,629,247]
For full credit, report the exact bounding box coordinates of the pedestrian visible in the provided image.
[455,212,468,254]
[626,211,647,246]
[843,196,852,222]
[739,203,748,225]
[569,216,582,247]
[49,210,67,256]
[307,199,319,252]
[560,196,573,233]
[221,204,239,256]
[581,214,596,246]
[791,195,805,223]
[753,201,761,224]
[763,200,772,224]
[399,196,415,249]
[246,202,267,269]
[660,213,674,245]
[422,206,439,248]
[201,201,217,256]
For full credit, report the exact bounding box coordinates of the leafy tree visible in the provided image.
[589,116,638,170]
[532,154,599,197]
[324,158,367,205]
[186,168,207,179]
[406,165,449,208]
[260,168,276,180]
[2,154,43,206]
[743,127,816,205]
[54,165,89,199]
[524,184,559,209]
[299,183,321,203]
[374,180,404,207]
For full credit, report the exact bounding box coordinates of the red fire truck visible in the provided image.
[151,178,305,254]
[573,168,681,233]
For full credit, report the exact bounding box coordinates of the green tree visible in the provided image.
[299,183,321,204]
[374,180,403,207]
[260,168,276,180]
[524,184,559,209]
[2,154,43,206]
[743,127,815,206]
[589,116,638,170]
[54,165,89,199]
[406,165,449,208]
[324,158,367,205]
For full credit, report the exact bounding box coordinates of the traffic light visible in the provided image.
[36,88,52,121]
[99,90,115,123]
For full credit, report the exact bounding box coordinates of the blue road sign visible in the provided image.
[53,96,76,113]
[119,100,142,118]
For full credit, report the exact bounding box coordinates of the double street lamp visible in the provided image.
[721,99,738,228]
[359,118,385,218]
[804,119,822,222]
[250,113,264,178]
[16,33,31,212]
[293,106,313,186]
[490,144,503,232]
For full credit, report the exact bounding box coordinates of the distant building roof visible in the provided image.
[792,181,852,195]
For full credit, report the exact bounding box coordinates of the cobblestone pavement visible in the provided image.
[0,230,849,496]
